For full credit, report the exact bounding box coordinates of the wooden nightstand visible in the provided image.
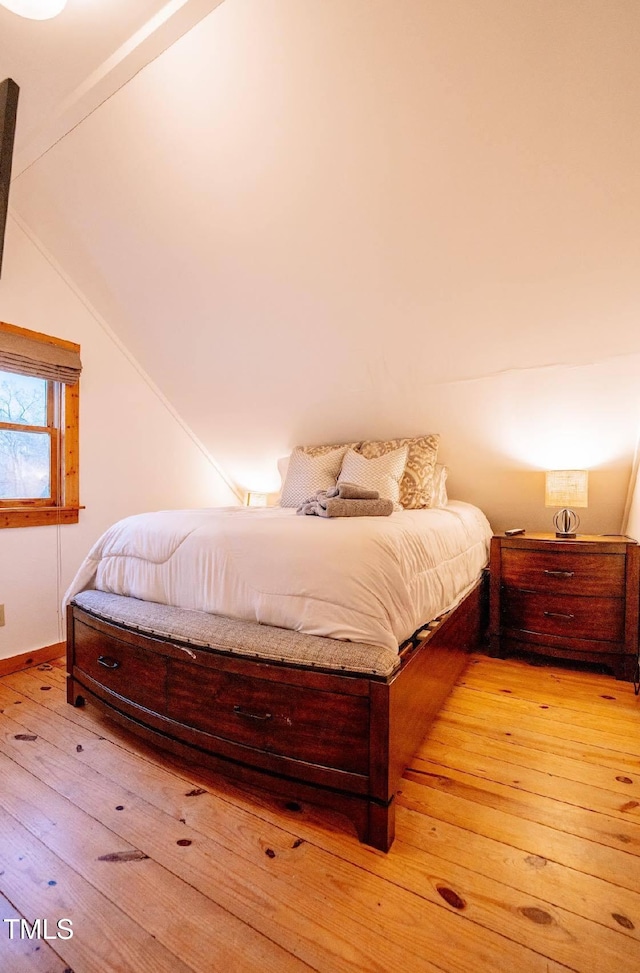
[489,533,640,681]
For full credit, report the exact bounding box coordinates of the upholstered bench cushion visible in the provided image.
[72,590,401,678]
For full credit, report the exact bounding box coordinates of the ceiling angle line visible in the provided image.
[12,0,227,180]
[8,206,245,505]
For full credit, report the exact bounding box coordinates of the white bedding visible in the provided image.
[64,501,492,653]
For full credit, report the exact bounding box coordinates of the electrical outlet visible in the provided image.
[0,605,4,626]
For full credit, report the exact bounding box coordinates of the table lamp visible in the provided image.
[545,470,588,538]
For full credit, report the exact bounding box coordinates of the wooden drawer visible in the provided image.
[167,659,369,775]
[73,618,167,711]
[501,549,625,597]
[501,589,624,643]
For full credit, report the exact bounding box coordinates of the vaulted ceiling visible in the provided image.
[2,0,640,526]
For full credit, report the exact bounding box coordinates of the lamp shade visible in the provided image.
[0,0,67,19]
[545,470,588,509]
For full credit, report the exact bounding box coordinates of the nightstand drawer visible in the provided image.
[501,589,624,642]
[501,549,625,597]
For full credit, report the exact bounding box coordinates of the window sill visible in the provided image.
[0,507,82,529]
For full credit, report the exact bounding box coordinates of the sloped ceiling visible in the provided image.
[3,0,640,528]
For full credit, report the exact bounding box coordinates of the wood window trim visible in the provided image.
[0,322,80,529]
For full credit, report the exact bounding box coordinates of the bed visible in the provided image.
[65,460,492,851]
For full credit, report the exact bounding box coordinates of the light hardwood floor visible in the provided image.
[1,653,639,973]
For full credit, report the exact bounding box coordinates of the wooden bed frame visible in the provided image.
[66,577,485,851]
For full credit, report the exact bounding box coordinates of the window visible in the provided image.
[0,321,81,528]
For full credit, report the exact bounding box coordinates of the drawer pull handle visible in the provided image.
[233,705,272,722]
[97,655,121,670]
[543,570,575,578]
[543,611,575,621]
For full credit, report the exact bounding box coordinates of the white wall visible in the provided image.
[1,0,638,608]
[0,216,239,660]
[8,0,640,535]
[425,355,640,535]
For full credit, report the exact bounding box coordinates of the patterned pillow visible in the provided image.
[432,464,449,507]
[280,445,349,507]
[357,435,440,509]
[296,442,360,457]
[338,446,408,510]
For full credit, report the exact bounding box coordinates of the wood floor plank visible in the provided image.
[187,770,640,953]
[0,806,198,973]
[0,891,70,973]
[0,706,450,973]
[195,752,640,944]
[444,688,639,756]
[393,805,640,942]
[426,708,640,778]
[149,762,640,970]
[459,665,640,726]
[3,652,640,972]
[448,680,640,741]
[421,718,640,798]
[410,740,640,822]
[454,669,640,726]
[0,696,612,971]
[9,678,640,946]
[406,755,640,858]
[398,763,640,893]
[0,749,309,973]
[0,687,574,973]
[462,656,640,711]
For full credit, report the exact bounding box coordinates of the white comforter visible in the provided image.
[65,501,492,652]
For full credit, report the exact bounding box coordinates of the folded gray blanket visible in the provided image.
[327,481,380,500]
[297,496,393,518]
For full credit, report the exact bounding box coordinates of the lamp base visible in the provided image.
[552,508,579,538]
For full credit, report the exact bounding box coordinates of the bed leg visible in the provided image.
[365,799,395,853]
[66,676,85,708]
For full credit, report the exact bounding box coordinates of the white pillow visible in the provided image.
[432,464,449,507]
[338,446,408,510]
[277,455,290,488]
[280,445,348,507]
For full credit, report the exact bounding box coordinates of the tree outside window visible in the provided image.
[0,370,52,500]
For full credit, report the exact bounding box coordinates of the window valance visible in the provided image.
[0,321,81,384]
